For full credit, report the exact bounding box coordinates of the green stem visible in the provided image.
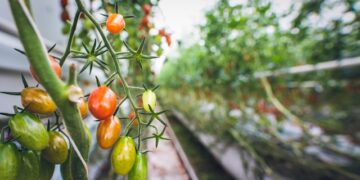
[8,1,89,179]
[23,0,32,16]
[67,64,78,85]
[60,10,81,66]
[74,0,143,149]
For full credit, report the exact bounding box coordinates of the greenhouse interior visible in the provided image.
[0,0,359,180]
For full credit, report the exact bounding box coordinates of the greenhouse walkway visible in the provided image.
[146,108,197,180]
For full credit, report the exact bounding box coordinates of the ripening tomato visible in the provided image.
[21,87,57,115]
[30,56,62,83]
[9,112,49,151]
[106,13,125,34]
[142,90,156,112]
[159,29,166,36]
[97,116,121,149]
[165,34,172,46]
[128,111,139,126]
[0,143,19,180]
[111,136,136,175]
[88,85,118,120]
[61,10,70,22]
[141,16,149,27]
[42,131,68,164]
[78,99,88,118]
[143,4,151,15]
[128,152,148,180]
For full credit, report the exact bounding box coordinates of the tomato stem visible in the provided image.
[60,10,81,66]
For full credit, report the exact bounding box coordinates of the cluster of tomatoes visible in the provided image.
[1,2,162,179]
[88,83,156,178]
[60,0,70,23]
[139,4,152,31]
[0,57,90,180]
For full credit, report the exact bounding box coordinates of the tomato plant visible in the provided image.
[96,116,121,149]
[6,0,169,179]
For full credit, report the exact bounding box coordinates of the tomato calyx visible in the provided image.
[71,40,109,74]
[120,38,158,69]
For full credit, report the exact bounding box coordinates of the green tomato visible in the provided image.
[42,131,68,164]
[39,154,55,180]
[60,148,73,180]
[0,143,20,180]
[128,152,148,180]
[18,150,40,180]
[111,136,136,175]
[9,112,49,150]
[142,90,156,112]
[83,18,94,30]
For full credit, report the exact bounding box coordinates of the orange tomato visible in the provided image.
[78,99,88,118]
[165,35,172,46]
[106,14,125,34]
[97,116,121,149]
[128,111,138,126]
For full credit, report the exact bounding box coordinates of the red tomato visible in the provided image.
[143,4,151,15]
[61,10,70,22]
[88,86,118,120]
[140,16,149,27]
[60,0,68,8]
[159,29,166,36]
[97,116,121,149]
[106,14,125,34]
[128,111,138,126]
[30,56,62,83]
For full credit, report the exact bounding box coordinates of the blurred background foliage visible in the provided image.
[156,0,360,179]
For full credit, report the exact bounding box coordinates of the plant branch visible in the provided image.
[8,1,89,179]
[60,10,81,66]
